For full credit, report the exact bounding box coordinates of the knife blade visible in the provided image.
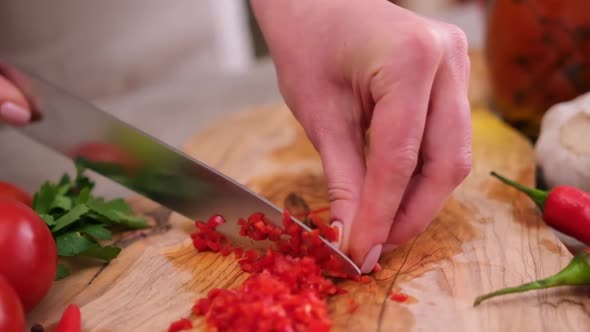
[0,59,361,276]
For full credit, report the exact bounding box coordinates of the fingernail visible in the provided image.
[329,220,344,248]
[382,244,398,253]
[361,244,382,274]
[0,102,30,126]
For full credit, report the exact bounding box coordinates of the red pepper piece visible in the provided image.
[233,247,244,258]
[491,171,590,246]
[190,216,228,253]
[293,206,330,219]
[192,297,210,315]
[390,291,409,303]
[55,304,81,332]
[372,263,382,273]
[220,245,233,256]
[309,206,330,215]
[360,275,372,284]
[206,215,226,227]
[167,318,192,332]
[309,213,340,242]
[347,298,359,313]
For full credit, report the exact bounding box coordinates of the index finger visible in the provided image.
[0,75,31,126]
[348,42,441,272]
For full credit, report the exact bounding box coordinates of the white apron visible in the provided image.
[0,0,218,101]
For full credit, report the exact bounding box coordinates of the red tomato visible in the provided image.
[0,274,25,332]
[69,141,138,172]
[0,199,57,312]
[0,181,32,206]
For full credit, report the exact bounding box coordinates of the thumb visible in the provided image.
[297,94,367,256]
[0,75,31,126]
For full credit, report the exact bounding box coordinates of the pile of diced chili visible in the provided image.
[168,210,362,332]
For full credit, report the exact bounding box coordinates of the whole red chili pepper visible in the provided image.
[55,304,81,332]
[490,171,590,246]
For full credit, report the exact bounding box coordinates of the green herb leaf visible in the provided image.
[73,163,95,192]
[87,198,148,229]
[115,214,149,229]
[77,224,112,240]
[56,174,72,195]
[55,232,95,256]
[32,162,149,281]
[75,162,87,179]
[103,198,132,213]
[52,204,90,232]
[32,182,56,214]
[86,198,122,222]
[50,195,72,212]
[40,214,56,226]
[55,264,70,280]
[81,245,121,261]
[77,187,91,204]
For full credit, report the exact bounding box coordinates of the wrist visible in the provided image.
[250,0,340,32]
[250,0,309,28]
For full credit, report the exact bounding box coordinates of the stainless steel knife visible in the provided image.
[0,59,361,276]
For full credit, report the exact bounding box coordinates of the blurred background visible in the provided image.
[0,0,484,195]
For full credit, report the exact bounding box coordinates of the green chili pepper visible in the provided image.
[474,249,590,306]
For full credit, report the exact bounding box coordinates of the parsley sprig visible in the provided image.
[32,164,149,280]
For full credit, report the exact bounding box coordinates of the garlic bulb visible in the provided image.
[535,91,590,191]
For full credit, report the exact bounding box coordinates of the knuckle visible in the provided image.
[444,151,472,184]
[382,144,420,178]
[440,23,470,81]
[302,113,337,149]
[443,23,469,56]
[453,158,472,183]
[327,181,357,203]
[399,28,443,70]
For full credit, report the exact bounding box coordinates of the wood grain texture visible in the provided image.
[26,50,589,331]
[183,104,590,332]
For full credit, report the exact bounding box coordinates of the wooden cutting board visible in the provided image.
[26,105,590,332]
[26,53,590,331]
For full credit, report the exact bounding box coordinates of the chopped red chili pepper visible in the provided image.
[360,276,373,284]
[207,215,225,227]
[293,206,330,219]
[233,247,244,258]
[55,304,81,332]
[193,265,333,331]
[167,318,192,332]
[179,210,365,332]
[390,291,409,303]
[309,213,339,242]
[347,298,359,313]
[372,263,382,273]
[219,245,233,257]
[190,215,228,252]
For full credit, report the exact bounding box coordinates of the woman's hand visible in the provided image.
[252,0,472,273]
[0,75,31,126]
